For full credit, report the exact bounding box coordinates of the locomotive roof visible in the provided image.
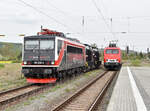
[24,35,59,39]
[24,35,83,45]
[25,35,79,42]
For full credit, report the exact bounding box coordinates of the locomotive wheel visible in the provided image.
[67,69,72,78]
[57,72,63,81]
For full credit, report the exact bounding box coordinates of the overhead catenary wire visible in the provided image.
[92,0,116,37]
[46,0,69,16]
[67,31,150,35]
[16,0,150,36]
[44,0,86,34]
[98,0,109,17]
[17,0,67,28]
[17,0,80,33]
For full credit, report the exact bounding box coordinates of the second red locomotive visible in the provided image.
[104,43,122,70]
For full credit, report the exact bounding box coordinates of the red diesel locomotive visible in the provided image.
[104,43,122,70]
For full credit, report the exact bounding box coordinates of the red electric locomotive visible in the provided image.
[22,29,86,83]
[104,43,122,70]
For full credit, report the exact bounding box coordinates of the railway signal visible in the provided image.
[126,46,129,54]
[147,48,149,54]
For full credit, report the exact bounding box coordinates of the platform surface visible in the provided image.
[107,66,150,111]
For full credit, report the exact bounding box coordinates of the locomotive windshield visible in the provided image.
[106,49,119,54]
[40,40,54,50]
[25,40,39,50]
[25,39,54,50]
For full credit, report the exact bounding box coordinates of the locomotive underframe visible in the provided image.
[104,62,121,70]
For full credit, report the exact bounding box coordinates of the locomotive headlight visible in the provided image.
[51,61,55,65]
[24,61,27,65]
[115,59,119,62]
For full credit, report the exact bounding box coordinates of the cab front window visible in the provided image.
[106,49,119,54]
[40,40,54,50]
[25,40,39,50]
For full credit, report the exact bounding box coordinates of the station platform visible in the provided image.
[107,66,150,111]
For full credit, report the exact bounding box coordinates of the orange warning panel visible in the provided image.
[27,78,57,83]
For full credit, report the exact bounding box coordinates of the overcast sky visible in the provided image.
[0,0,150,52]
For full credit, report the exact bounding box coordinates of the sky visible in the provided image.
[0,0,150,52]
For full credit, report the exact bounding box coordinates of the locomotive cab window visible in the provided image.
[40,40,54,50]
[25,39,54,50]
[112,49,119,54]
[57,40,62,54]
[106,49,119,54]
[25,40,39,50]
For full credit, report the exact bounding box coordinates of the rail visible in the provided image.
[51,71,117,111]
[0,84,51,110]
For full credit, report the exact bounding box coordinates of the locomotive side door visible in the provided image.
[57,39,66,70]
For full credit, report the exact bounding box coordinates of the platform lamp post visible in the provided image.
[18,34,25,78]
[19,34,25,44]
[19,34,25,48]
[18,34,25,54]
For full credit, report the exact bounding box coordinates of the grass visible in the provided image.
[23,101,31,106]
[84,69,101,77]
[0,64,5,69]
[50,85,61,92]
[123,59,150,67]
[65,88,71,93]
[131,59,141,66]
[0,63,28,91]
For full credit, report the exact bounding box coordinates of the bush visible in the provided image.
[12,60,22,63]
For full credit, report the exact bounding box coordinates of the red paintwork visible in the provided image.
[67,53,84,62]
[104,47,121,63]
[37,29,63,36]
[55,43,65,66]
[27,78,57,83]
[64,41,86,63]
[55,40,86,66]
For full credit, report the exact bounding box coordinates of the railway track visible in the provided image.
[52,71,118,111]
[0,83,51,109]
[0,71,100,110]
[0,68,111,110]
